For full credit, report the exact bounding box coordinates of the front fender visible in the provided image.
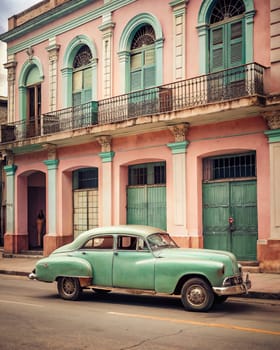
[155,259,225,293]
[35,256,92,282]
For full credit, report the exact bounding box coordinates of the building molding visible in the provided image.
[2,0,136,54]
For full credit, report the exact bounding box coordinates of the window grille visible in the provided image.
[128,162,166,186]
[131,25,155,50]
[73,45,92,68]
[73,168,98,189]
[203,153,256,181]
[210,0,245,24]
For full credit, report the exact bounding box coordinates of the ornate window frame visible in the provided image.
[18,57,44,121]
[197,0,255,74]
[62,35,97,107]
[118,13,164,94]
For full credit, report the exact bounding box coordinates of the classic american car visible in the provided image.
[29,225,251,312]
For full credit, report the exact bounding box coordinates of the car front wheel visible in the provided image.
[57,277,82,301]
[181,278,214,312]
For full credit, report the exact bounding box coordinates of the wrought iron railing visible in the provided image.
[0,63,265,143]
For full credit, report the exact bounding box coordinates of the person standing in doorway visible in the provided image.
[36,210,45,248]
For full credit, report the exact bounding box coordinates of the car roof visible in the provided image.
[83,225,166,238]
[53,225,168,253]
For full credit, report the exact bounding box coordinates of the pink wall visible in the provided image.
[9,0,273,117]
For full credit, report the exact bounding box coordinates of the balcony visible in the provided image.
[0,63,266,145]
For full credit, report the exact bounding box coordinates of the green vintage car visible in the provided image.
[29,225,251,312]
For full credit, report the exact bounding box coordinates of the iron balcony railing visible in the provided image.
[0,63,265,143]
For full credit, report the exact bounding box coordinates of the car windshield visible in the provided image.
[147,233,178,251]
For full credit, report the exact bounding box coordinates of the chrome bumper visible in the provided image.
[28,272,37,280]
[213,275,251,296]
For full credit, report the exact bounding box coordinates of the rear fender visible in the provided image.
[35,256,92,283]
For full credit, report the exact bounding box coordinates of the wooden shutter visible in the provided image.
[210,26,224,72]
[229,21,243,67]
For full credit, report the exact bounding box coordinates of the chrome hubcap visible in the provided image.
[187,286,206,306]
[63,278,75,295]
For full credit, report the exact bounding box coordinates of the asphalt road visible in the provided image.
[0,275,279,350]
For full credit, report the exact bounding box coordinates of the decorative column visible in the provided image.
[264,112,280,239]
[46,38,60,112]
[262,112,280,272]
[99,13,115,98]
[4,56,17,123]
[97,136,115,226]
[3,151,17,253]
[169,0,188,81]
[43,144,59,237]
[61,67,72,108]
[167,123,189,237]
[3,151,16,234]
[117,51,129,94]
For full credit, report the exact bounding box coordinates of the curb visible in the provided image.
[0,270,29,277]
[240,291,280,300]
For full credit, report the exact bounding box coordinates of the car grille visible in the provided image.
[223,275,243,287]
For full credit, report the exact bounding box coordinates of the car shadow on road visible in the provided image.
[47,289,256,314]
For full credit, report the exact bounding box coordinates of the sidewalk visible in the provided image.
[0,254,280,300]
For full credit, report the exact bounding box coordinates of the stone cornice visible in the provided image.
[1,0,136,55]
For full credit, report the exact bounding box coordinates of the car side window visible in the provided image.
[117,236,148,251]
[82,235,113,249]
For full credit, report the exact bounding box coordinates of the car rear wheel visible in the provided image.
[181,278,214,312]
[57,277,82,301]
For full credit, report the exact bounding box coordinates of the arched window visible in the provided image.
[130,25,156,91]
[72,45,92,106]
[209,0,245,73]
[18,59,44,138]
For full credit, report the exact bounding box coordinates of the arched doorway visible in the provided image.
[27,171,46,249]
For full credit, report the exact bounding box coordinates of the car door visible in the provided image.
[75,235,114,286]
[112,235,155,290]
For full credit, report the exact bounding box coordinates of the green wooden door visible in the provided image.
[203,181,257,260]
[127,185,166,230]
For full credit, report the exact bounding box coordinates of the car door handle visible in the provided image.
[114,251,118,256]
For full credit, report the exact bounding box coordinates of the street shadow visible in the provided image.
[36,289,261,314]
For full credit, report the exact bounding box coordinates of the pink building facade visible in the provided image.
[0,0,279,271]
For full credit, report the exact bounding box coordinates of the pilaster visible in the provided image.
[167,123,189,235]
[169,0,188,80]
[97,136,115,226]
[46,38,60,111]
[4,161,17,234]
[43,145,59,235]
[264,112,280,240]
[4,56,17,123]
[99,13,115,98]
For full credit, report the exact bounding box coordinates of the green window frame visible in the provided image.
[130,25,156,92]
[210,18,245,73]
[72,45,93,106]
